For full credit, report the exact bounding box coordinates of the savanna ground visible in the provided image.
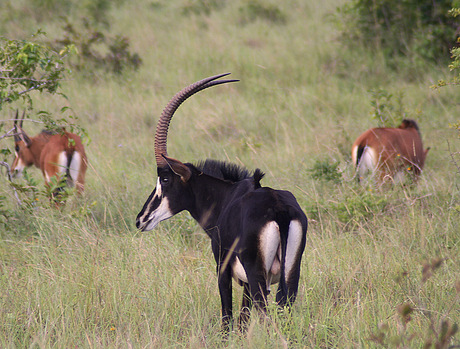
[0,0,459,347]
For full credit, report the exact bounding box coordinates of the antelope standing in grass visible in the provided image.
[351,119,429,183]
[11,111,87,195]
[136,73,308,333]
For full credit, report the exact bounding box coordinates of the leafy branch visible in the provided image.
[0,30,75,110]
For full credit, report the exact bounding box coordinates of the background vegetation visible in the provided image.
[0,0,459,347]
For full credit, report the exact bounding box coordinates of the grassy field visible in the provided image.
[0,0,459,347]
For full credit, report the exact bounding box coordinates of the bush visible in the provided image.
[334,191,388,225]
[337,0,460,64]
[29,0,124,27]
[238,0,287,25]
[368,88,420,127]
[181,0,226,16]
[0,31,71,109]
[53,19,142,75]
[308,158,342,183]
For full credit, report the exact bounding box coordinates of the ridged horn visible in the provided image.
[13,110,27,143]
[13,110,20,142]
[154,73,239,167]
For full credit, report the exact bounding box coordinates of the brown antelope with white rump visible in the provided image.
[351,119,429,184]
[11,111,87,195]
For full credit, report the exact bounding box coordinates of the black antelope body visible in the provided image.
[136,73,308,332]
[11,111,87,194]
[351,119,429,183]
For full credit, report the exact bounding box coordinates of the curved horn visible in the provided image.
[155,73,239,167]
[13,110,20,142]
[20,110,25,128]
[14,110,31,146]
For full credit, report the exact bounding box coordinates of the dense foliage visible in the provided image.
[338,0,460,64]
[0,32,71,110]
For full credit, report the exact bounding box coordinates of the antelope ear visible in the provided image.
[162,155,192,182]
[424,147,430,159]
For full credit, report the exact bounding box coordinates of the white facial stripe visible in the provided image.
[13,155,26,174]
[154,177,162,197]
[138,178,162,225]
[144,196,173,231]
[141,178,168,230]
[285,220,303,279]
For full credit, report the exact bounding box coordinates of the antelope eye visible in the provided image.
[160,176,169,184]
[15,145,19,152]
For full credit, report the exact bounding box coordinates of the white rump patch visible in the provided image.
[259,221,282,290]
[356,145,376,179]
[230,220,304,289]
[57,151,68,174]
[260,221,281,274]
[232,257,248,283]
[68,151,82,182]
[285,220,303,280]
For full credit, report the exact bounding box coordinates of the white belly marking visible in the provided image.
[232,257,247,283]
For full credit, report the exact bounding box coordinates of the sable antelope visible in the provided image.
[351,119,429,183]
[136,73,308,333]
[11,111,87,195]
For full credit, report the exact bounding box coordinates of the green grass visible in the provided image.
[1,0,459,347]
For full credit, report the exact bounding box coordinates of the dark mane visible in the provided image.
[399,119,419,131]
[193,159,265,185]
[40,129,61,136]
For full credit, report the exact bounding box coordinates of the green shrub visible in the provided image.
[29,0,74,21]
[0,32,72,109]
[337,0,460,64]
[181,0,226,16]
[432,7,460,137]
[308,158,342,183]
[53,20,142,75]
[305,188,389,227]
[368,88,412,127]
[239,0,287,25]
[28,0,124,27]
[334,191,388,225]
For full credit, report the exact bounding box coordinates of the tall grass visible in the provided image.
[1,0,459,347]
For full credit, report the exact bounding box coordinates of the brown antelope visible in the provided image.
[351,119,429,183]
[136,74,308,333]
[11,111,87,194]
